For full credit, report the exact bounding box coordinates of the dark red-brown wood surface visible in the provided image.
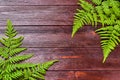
[0,0,120,80]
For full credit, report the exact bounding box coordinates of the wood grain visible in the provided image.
[75,71,120,80]
[0,0,78,6]
[0,26,101,48]
[0,6,77,25]
[45,71,120,80]
[45,71,75,80]
[0,0,120,80]
[23,47,120,70]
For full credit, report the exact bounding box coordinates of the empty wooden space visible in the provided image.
[0,0,120,80]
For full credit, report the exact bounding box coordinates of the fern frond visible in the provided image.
[9,48,26,56]
[78,0,94,12]
[3,74,12,80]
[92,0,102,5]
[5,20,17,38]
[0,47,9,58]
[23,60,58,80]
[28,77,36,80]
[112,2,120,17]
[23,68,32,79]
[31,72,45,80]
[7,54,33,63]
[96,25,120,63]
[10,42,22,49]
[102,2,111,15]
[15,63,38,69]
[93,13,98,27]
[0,20,58,80]
[116,20,120,25]
[72,0,120,62]
[40,60,58,70]
[72,0,96,37]
[38,60,58,75]
[0,39,10,47]
[5,63,37,73]
[9,70,23,79]
[72,10,94,37]
[11,36,24,45]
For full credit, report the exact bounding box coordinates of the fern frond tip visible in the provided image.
[71,32,75,38]
[102,57,107,63]
[52,60,59,63]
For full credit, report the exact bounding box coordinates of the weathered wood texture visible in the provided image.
[46,71,120,80]
[0,26,100,48]
[0,0,78,6]
[0,0,120,80]
[0,6,77,25]
[24,48,120,70]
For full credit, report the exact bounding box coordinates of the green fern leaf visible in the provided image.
[31,73,45,80]
[11,37,24,45]
[0,47,9,58]
[72,0,120,62]
[96,25,120,63]
[0,39,10,47]
[15,63,38,69]
[79,0,94,12]
[0,20,58,80]
[5,20,17,38]
[28,77,36,80]
[72,10,93,37]
[10,70,23,79]
[9,48,27,56]
[92,0,102,5]
[5,63,37,73]
[23,60,58,80]
[8,54,33,63]
[10,42,22,49]
[40,60,58,70]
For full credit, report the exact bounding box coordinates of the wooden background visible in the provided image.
[0,0,120,80]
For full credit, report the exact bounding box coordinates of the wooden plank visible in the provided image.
[0,6,77,25]
[0,0,78,6]
[22,47,120,70]
[75,71,120,80]
[0,26,101,48]
[46,71,76,80]
[46,71,120,80]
